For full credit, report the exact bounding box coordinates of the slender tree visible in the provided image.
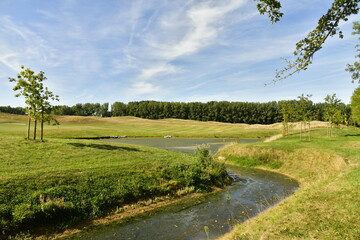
[38,86,59,141]
[296,94,313,141]
[9,66,59,140]
[350,87,360,125]
[324,94,343,137]
[279,100,296,136]
[9,66,40,140]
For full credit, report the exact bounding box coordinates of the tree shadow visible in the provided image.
[345,134,360,137]
[68,143,140,151]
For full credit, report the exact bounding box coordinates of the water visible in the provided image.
[101,138,260,154]
[69,138,298,240]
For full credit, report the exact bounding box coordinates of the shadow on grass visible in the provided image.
[345,134,360,137]
[68,143,140,151]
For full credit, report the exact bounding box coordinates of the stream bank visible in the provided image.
[63,165,298,240]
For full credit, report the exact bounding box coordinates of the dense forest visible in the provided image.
[1,99,352,125]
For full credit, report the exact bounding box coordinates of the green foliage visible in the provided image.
[8,66,59,140]
[0,106,25,115]
[255,0,283,24]
[111,102,128,116]
[351,86,360,125]
[346,21,360,83]
[324,94,345,136]
[256,0,360,81]
[52,99,351,125]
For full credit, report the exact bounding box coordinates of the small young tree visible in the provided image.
[9,66,39,139]
[9,66,59,140]
[38,86,59,141]
[296,94,313,141]
[324,94,343,137]
[350,87,360,126]
[279,100,295,136]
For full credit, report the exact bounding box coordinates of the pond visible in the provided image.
[68,138,298,240]
[101,138,260,154]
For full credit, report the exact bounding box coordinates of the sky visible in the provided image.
[0,0,359,108]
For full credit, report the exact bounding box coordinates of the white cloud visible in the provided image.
[145,0,247,60]
[128,81,162,96]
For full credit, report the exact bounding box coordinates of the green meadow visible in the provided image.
[0,113,278,139]
[218,127,360,240]
[0,112,359,239]
[0,113,235,238]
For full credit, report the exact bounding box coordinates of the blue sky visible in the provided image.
[0,0,359,107]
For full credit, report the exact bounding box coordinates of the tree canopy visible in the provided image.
[255,0,360,81]
[346,21,360,83]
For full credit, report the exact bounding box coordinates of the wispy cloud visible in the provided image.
[132,0,247,80]
[139,64,180,79]
[0,0,356,106]
[0,16,57,70]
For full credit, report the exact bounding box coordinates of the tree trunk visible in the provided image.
[27,115,31,140]
[34,119,37,140]
[41,109,44,141]
[282,122,287,136]
[330,123,333,137]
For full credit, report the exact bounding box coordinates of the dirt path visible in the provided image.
[264,134,283,142]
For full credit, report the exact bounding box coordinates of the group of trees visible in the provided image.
[37,98,351,126]
[53,103,110,117]
[279,94,352,138]
[2,98,352,127]
[8,66,59,140]
[0,106,26,115]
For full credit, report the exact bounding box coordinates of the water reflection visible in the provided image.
[101,138,260,154]
[68,160,298,239]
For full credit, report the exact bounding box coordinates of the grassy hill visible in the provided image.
[1,113,359,239]
[0,113,280,139]
[0,113,235,238]
[217,127,360,240]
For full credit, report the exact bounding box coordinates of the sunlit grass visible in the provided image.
[218,127,360,240]
[0,113,279,139]
[0,136,230,237]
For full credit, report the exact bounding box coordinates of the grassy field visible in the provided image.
[0,113,279,139]
[1,112,359,239]
[0,121,231,238]
[217,127,360,240]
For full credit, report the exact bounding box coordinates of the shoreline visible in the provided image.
[41,189,222,240]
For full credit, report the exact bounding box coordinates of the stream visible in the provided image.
[68,138,298,240]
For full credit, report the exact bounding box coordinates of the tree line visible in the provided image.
[2,98,350,125]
